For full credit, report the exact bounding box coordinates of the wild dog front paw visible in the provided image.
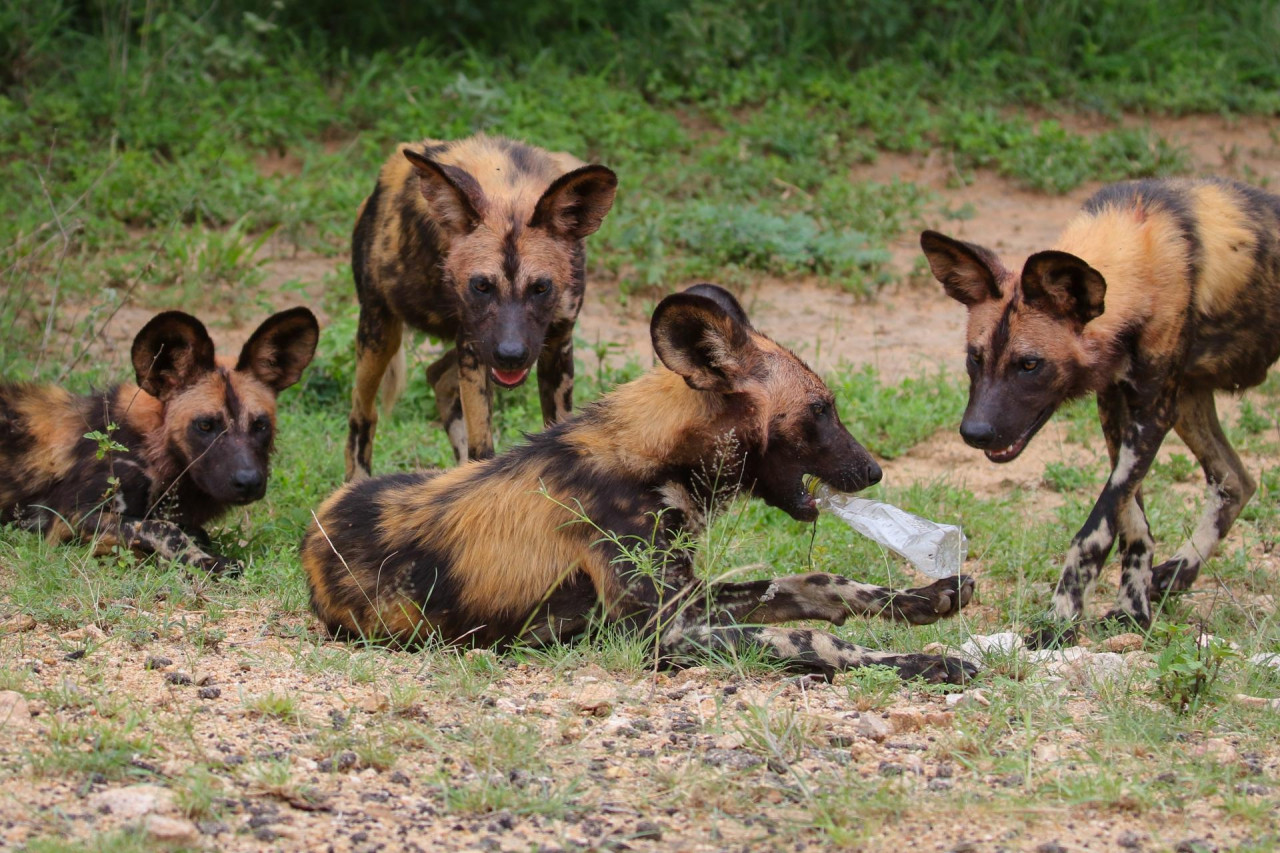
[198,554,243,577]
[1024,619,1079,650]
[893,575,976,624]
[1151,559,1199,597]
[891,653,978,685]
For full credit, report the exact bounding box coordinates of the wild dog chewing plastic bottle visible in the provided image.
[812,484,967,579]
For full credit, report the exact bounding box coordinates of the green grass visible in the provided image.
[7,1,1263,363]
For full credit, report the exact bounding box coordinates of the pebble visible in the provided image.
[1248,652,1280,672]
[856,714,894,741]
[0,614,36,634]
[145,815,199,844]
[0,691,33,730]
[959,632,1024,661]
[1101,632,1145,653]
[88,785,176,819]
[144,656,173,671]
[59,624,106,642]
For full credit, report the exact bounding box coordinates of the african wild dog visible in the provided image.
[345,134,618,478]
[921,177,1280,643]
[305,285,977,683]
[0,308,319,573]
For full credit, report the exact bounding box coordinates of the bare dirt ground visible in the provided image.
[4,115,1280,852]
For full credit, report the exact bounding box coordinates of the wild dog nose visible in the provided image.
[494,341,529,368]
[865,459,883,486]
[959,420,996,449]
[231,468,264,498]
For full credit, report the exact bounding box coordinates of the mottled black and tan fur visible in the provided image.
[306,285,976,683]
[347,134,617,476]
[0,308,318,573]
[922,178,1280,642]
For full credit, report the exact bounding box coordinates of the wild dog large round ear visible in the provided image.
[529,165,618,240]
[650,291,751,392]
[920,230,1002,306]
[681,283,753,330]
[237,307,321,393]
[131,311,216,401]
[402,148,485,236]
[1021,250,1106,325]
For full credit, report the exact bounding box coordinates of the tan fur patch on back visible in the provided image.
[13,386,83,487]
[377,464,618,622]
[1189,182,1258,316]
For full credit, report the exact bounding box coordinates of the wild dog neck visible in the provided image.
[565,367,758,490]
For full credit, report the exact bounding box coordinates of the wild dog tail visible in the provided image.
[379,342,407,418]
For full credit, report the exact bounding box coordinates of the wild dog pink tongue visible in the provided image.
[491,367,530,386]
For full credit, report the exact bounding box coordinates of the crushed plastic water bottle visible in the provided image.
[812,484,967,578]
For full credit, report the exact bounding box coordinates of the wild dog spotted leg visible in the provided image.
[426,349,467,463]
[61,513,242,575]
[536,322,575,426]
[1095,387,1158,629]
[457,342,495,462]
[706,573,975,627]
[1033,384,1177,647]
[346,301,404,481]
[661,622,976,684]
[1151,387,1256,598]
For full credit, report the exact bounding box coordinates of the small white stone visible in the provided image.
[959,633,1025,660]
[1248,653,1280,673]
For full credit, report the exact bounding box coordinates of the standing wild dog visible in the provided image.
[305,285,977,683]
[346,134,617,477]
[0,308,319,573]
[921,177,1280,642]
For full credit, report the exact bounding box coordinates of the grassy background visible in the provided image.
[3,2,1280,849]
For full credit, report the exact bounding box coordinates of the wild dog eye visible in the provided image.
[967,351,983,369]
[470,275,494,294]
[530,277,552,295]
[251,416,270,433]
[195,417,216,433]
[809,401,828,418]
[1020,358,1042,373]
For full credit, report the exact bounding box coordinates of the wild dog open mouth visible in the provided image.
[985,407,1053,463]
[490,367,531,388]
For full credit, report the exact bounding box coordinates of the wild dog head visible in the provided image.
[651,284,881,521]
[403,144,617,388]
[131,307,319,505]
[921,230,1105,462]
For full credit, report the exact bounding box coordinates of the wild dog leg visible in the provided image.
[426,349,466,463]
[1153,388,1257,597]
[69,514,242,575]
[662,622,976,684]
[457,342,495,462]
[707,573,975,627]
[537,323,575,426]
[346,304,404,481]
[1038,389,1175,644]
[1096,387,1158,628]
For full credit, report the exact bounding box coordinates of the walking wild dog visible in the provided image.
[0,307,319,574]
[921,177,1280,643]
[304,285,977,683]
[346,134,617,477]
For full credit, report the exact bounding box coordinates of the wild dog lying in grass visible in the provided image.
[921,177,1280,643]
[346,133,618,477]
[0,308,319,574]
[305,285,976,683]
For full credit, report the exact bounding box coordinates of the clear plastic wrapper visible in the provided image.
[813,484,966,578]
